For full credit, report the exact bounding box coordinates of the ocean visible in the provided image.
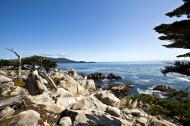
[58,62,190,94]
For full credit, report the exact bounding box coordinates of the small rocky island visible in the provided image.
[0,67,179,126]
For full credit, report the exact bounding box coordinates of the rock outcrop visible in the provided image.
[106,106,121,117]
[59,77,85,96]
[108,83,134,98]
[25,70,47,95]
[0,69,179,126]
[95,90,120,108]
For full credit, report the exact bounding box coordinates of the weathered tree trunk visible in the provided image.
[6,48,22,78]
[38,71,57,90]
[0,91,25,110]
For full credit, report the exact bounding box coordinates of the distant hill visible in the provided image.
[48,57,95,63]
[5,56,95,63]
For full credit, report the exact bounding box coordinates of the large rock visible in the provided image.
[0,75,12,83]
[77,79,96,92]
[107,73,122,80]
[45,103,62,114]
[10,86,27,96]
[74,110,133,126]
[87,72,105,80]
[131,99,138,109]
[108,83,134,98]
[71,95,107,112]
[59,75,85,96]
[56,96,84,110]
[29,93,62,113]
[59,117,72,126]
[127,109,148,118]
[25,70,47,95]
[0,107,15,119]
[51,88,73,98]
[150,117,177,126]
[0,70,6,75]
[109,83,134,92]
[9,110,40,126]
[136,117,148,126]
[106,106,121,117]
[153,85,176,93]
[0,82,14,95]
[60,109,133,126]
[51,70,65,79]
[95,91,120,108]
[28,88,75,113]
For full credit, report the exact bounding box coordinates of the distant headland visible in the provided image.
[47,57,96,63]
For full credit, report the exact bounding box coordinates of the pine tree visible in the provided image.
[154,0,190,75]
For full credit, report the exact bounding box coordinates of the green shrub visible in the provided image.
[134,92,190,125]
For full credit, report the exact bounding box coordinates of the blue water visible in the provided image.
[59,62,190,93]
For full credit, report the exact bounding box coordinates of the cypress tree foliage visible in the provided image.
[0,55,57,72]
[22,55,57,71]
[154,0,190,75]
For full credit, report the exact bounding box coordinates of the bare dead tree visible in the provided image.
[38,70,57,90]
[6,48,22,78]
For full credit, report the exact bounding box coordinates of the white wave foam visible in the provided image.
[137,88,167,98]
[177,77,190,82]
[135,79,151,83]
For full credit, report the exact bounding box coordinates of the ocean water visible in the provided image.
[58,62,190,94]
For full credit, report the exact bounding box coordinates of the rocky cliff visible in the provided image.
[0,69,178,126]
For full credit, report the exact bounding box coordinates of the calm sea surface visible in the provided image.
[59,62,190,93]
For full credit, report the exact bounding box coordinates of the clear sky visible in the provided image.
[0,0,187,62]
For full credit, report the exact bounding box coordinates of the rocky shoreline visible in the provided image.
[0,69,179,126]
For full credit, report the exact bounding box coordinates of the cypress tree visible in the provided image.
[154,0,190,75]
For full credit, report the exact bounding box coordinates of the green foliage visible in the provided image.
[125,95,134,101]
[162,61,190,76]
[0,59,19,69]
[22,55,57,71]
[149,105,165,116]
[166,0,190,18]
[167,90,188,102]
[0,55,57,72]
[134,92,190,125]
[0,59,10,67]
[134,94,158,104]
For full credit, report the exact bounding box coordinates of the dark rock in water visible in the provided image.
[153,85,176,93]
[108,83,134,98]
[87,72,105,80]
[109,83,134,91]
[107,73,122,80]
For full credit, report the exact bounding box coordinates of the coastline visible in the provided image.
[0,68,182,126]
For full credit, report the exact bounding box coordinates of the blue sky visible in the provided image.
[0,0,187,62]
